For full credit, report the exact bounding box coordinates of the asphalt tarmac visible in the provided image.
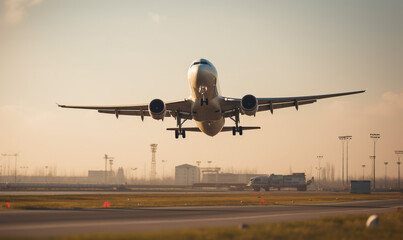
[0,199,402,237]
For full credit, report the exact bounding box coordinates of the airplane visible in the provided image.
[58,58,365,138]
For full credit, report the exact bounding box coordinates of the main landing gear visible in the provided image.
[232,126,243,136]
[175,129,185,139]
[230,109,243,136]
[175,112,187,139]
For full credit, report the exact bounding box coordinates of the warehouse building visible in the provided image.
[175,164,200,185]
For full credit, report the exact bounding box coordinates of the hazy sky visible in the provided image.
[1,0,402,180]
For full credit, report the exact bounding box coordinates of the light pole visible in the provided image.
[362,165,366,180]
[1,154,9,179]
[338,136,352,186]
[384,162,388,189]
[369,156,375,188]
[345,136,352,184]
[1,153,18,183]
[316,156,323,190]
[370,133,380,190]
[396,150,403,190]
[338,137,345,186]
[20,166,28,183]
[104,154,114,184]
[161,160,167,181]
[131,168,137,184]
[45,166,48,183]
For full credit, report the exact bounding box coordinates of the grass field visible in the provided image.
[1,192,401,209]
[2,208,402,240]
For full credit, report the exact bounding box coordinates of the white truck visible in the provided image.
[247,173,313,191]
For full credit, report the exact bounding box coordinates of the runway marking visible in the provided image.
[0,206,398,232]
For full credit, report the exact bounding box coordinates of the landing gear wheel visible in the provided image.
[239,126,243,135]
[205,98,208,105]
[232,127,236,136]
[175,130,179,139]
[182,130,186,138]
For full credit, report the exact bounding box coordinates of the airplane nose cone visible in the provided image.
[195,65,215,85]
[187,59,218,89]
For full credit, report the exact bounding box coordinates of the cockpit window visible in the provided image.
[190,60,210,68]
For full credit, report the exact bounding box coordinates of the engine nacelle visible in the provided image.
[241,94,258,116]
[148,99,166,120]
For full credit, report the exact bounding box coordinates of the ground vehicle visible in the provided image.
[247,173,313,191]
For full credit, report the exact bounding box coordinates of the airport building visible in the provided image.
[175,164,200,185]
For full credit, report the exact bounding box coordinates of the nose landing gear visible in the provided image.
[199,86,208,106]
[200,98,208,106]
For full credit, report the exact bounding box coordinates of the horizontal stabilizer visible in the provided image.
[166,127,201,132]
[166,126,261,132]
[221,126,261,132]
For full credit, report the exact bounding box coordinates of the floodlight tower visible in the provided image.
[396,150,403,190]
[104,154,114,184]
[150,144,158,181]
[384,162,388,189]
[109,158,114,172]
[370,133,380,190]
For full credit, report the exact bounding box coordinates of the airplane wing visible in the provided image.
[221,90,365,116]
[58,99,192,120]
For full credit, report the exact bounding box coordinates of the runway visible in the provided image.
[0,199,402,237]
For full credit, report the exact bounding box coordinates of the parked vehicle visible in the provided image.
[247,173,313,191]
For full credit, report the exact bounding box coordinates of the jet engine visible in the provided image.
[148,99,166,120]
[240,94,258,116]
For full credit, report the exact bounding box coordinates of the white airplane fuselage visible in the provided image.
[187,59,225,136]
